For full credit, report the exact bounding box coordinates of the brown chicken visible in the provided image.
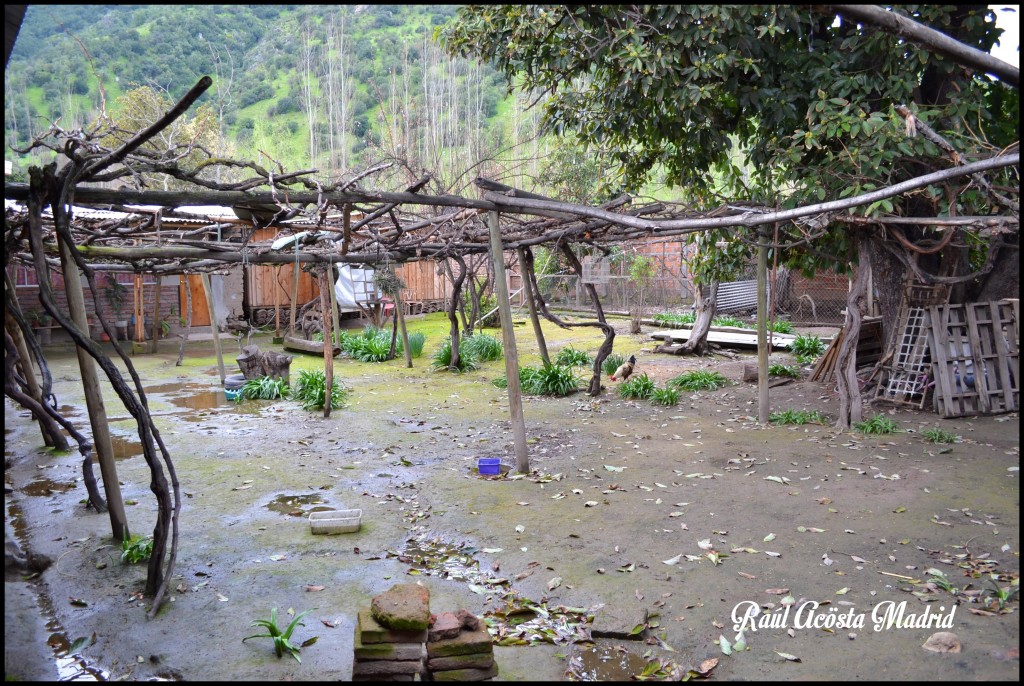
[610,355,637,381]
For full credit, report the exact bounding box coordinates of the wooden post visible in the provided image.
[200,272,225,384]
[150,275,161,353]
[395,287,412,368]
[274,266,282,338]
[489,211,529,474]
[289,248,300,336]
[318,270,334,418]
[757,225,770,424]
[58,235,129,541]
[328,264,341,344]
[134,273,144,342]
[517,247,549,366]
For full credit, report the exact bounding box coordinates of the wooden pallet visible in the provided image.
[928,299,1019,417]
[810,317,882,382]
[873,283,950,408]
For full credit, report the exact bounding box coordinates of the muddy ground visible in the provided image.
[4,313,1019,681]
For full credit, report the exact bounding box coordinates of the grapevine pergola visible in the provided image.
[4,75,1018,618]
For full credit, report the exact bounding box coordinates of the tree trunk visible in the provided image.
[835,234,871,430]
[447,255,468,370]
[678,282,719,355]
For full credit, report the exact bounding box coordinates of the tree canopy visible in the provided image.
[440,5,1018,292]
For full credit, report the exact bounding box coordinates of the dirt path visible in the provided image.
[4,319,1019,681]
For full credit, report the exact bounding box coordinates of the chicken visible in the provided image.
[610,354,637,381]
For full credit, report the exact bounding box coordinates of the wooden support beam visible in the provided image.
[150,274,161,353]
[395,287,412,368]
[757,225,770,424]
[200,273,225,384]
[489,211,529,474]
[319,270,334,418]
[57,233,129,541]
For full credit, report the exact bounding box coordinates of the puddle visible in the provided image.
[566,645,651,681]
[21,479,78,497]
[168,391,230,411]
[265,494,333,517]
[105,434,143,461]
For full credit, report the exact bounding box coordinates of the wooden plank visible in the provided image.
[985,301,1017,412]
[964,303,991,413]
[648,326,796,349]
[927,305,956,417]
[283,334,340,357]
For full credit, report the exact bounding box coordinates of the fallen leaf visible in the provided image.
[922,632,961,653]
[583,501,599,508]
[305,585,325,592]
[663,554,683,566]
[764,533,776,542]
[547,577,562,591]
[765,588,790,595]
[698,538,713,551]
[719,634,732,656]
[776,651,801,662]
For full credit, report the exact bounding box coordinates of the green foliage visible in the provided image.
[618,372,655,400]
[770,320,795,334]
[293,369,348,412]
[237,376,290,402]
[652,312,696,327]
[768,364,800,379]
[462,333,503,362]
[712,315,746,328]
[120,532,154,564]
[430,337,479,372]
[769,409,827,425]
[667,370,728,392]
[853,414,901,435]
[398,332,426,358]
[601,353,626,377]
[921,427,959,444]
[494,363,580,397]
[243,608,316,663]
[791,334,826,359]
[555,346,592,367]
[650,387,679,407]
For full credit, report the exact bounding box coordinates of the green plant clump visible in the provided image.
[462,333,503,362]
[601,353,625,377]
[853,414,901,435]
[236,376,290,402]
[770,319,795,334]
[791,333,827,359]
[121,532,154,564]
[650,387,679,406]
[769,409,827,425]
[652,312,696,327]
[618,372,656,399]
[430,336,480,372]
[555,346,592,367]
[294,369,348,411]
[712,315,746,328]
[243,608,316,663]
[495,364,579,397]
[667,369,728,392]
[398,332,426,358]
[921,427,959,443]
[768,363,801,379]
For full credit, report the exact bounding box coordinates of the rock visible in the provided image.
[371,583,431,632]
[455,609,481,631]
[429,612,462,642]
[431,664,499,682]
[428,653,495,671]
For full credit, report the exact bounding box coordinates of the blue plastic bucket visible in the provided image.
[478,458,501,475]
[224,388,241,401]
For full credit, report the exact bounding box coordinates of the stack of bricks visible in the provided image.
[427,609,498,682]
[352,584,430,681]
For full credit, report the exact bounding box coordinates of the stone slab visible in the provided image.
[351,658,425,677]
[354,628,425,661]
[427,627,493,657]
[428,653,495,671]
[359,608,429,644]
[430,664,499,681]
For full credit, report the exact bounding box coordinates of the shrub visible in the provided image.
[792,333,827,359]
[768,364,800,378]
[556,346,592,367]
[652,312,695,327]
[397,332,426,358]
[294,369,348,411]
[602,353,625,377]
[430,337,480,372]
[618,372,656,399]
[121,532,154,564]
[495,364,579,396]
[712,315,746,328]
[921,427,958,443]
[770,319,795,334]
[236,376,290,402]
[243,608,315,663]
[769,409,827,425]
[667,369,728,391]
[650,387,679,406]
[462,333,503,362]
[853,414,901,435]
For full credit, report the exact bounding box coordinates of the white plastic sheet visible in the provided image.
[334,265,381,308]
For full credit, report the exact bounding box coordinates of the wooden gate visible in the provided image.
[180,275,210,327]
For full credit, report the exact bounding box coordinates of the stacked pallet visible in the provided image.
[427,610,498,682]
[352,585,430,681]
[810,317,883,382]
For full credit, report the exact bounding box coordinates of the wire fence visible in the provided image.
[521,263,849,327]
